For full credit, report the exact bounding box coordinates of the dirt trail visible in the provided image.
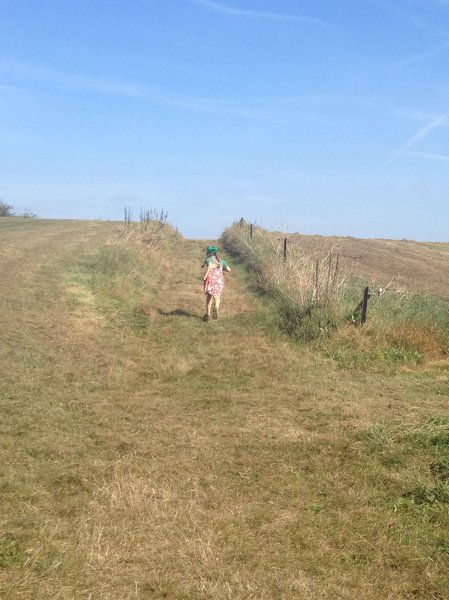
[145,237,252,321]
[0,219,115,270]
[0,219,118,304]
[0,220,120,377]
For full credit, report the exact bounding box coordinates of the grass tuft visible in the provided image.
[0,535,26,568]
[402,483,449,505]
[72,243,153,334]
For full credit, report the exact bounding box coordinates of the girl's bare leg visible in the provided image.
[213,295,221,319]
[204,294,213,320]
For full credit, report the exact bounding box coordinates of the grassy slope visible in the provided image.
[288,233,449,298]
[1,219,449,599]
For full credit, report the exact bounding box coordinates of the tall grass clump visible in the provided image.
[122,206,177,252]
[222,223,449,366]
[76,213,179,333]
[78,244,150,333]
[362,292,449,361]
[221,223,349,341]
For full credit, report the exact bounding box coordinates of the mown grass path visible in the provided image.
[1,220,448,599]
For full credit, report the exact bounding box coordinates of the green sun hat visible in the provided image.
[207,245,218,254]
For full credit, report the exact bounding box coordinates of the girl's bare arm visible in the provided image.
[204,263,213,280]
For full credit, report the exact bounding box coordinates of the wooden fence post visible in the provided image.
[250,223,253,238]
[361,287,370,324]
[283,238,288,260]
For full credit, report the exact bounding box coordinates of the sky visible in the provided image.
[1,0,449,240]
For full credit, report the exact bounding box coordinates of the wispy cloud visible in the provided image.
[0,57,288,121]
[191,0,329,26]
[3,58,436,135]
[4,58,406,125]
[398,111,449,152]
[387,110,449,164]
[390,40,449,70]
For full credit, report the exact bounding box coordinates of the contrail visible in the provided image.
[387,110,449,164]
[191,0,329,26]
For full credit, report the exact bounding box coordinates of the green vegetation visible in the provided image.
[76,244,151,334]
[222,222,449,369]
[0,200,37,218]
[1,217,449,598]
[0,200,14,216]
[0,536,26,569]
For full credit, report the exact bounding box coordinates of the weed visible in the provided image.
[308,504,325,513]
[430,462,449,481]
[380,347,423,365]
[277,297,338,341]
[402,417,449,449]
[0,535,26,568]
[402,484,449,505]
[364,424,392,453]
[122,206,175,252]
[435,538,449,556]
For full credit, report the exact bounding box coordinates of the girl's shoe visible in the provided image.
[203,314,210,322]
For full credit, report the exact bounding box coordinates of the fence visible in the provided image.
[353,286,386,325]
[235,218,289,260]
[234,217,382,325]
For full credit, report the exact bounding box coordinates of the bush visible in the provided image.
[122,206,174,252]
[0,200,14,217]
[0,201,37,218]
[277,297,339,341]
[17,209,38,219]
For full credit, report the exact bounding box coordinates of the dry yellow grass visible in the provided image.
[286,232,449,298]
[1,218,449,599]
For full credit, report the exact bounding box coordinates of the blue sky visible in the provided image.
[1,0,449,240]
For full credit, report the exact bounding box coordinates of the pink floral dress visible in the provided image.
[204,257,224,296]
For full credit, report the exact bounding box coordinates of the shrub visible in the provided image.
[17,209,38,219]
[0,200,14,217]
[0,201,37,218]
[122,206,173,252]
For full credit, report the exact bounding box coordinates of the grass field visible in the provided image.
[279,231,449,299]
[1,218,449,599]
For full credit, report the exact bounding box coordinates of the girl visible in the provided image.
[202,245,231,321]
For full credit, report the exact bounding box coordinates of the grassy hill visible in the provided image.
[288,233,449,299]
[1,218,449,599]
